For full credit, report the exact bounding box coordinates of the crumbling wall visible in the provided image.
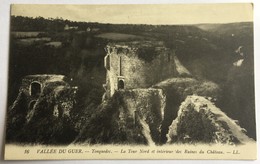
[6,74,77,144]
[18,75,68,108]
[75,88,166,145]
[117,88,166,144]
[20,74,66,97]
[104,41,177,97]
[167,95,254,145]
[153,77,221,143]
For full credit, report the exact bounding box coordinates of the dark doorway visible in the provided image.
[30,82,41,97]
[118,80,124,89]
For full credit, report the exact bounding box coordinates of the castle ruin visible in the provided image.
[11,74,76,121]
[103,41,177,97]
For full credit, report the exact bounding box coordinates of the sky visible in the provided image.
[11,3,253,25]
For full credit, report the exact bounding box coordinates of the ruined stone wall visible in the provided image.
[117,88,166,144]
[167,95,254,144]
[104,42,177,97]
[20,75,66,97]
[7,75,77,144]
[10,74,75,121]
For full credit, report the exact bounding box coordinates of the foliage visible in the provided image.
[167,95,251,144]
[7,16,255,144]
[75,92,148,145]
[137,47,158,62]
[175,105,216,143]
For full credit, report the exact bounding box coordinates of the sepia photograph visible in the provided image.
[3,3,256,160]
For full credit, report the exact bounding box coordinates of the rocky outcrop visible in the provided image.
[153,77,221,143]
[167,95,254,145]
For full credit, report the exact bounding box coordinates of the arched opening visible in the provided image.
[30,82,41,97]
[118,79,124,90]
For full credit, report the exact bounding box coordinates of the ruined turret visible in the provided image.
[7,74,78,143]
[10,74,77,121]
[20,75,66,102]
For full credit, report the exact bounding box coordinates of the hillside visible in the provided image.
[6,16,255,144]
[196,22,253,35]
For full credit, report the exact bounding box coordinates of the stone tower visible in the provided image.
[103,41,177,97]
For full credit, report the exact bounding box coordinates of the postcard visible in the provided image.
[4,3,256,160]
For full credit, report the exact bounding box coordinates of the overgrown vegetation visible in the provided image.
[175,105,217,143]
[6,81,77,144]
[168,96,249,144]
[7,16,255,144]
[154,78,221,143]
[137,47,158,62]
[75,92,147,145]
